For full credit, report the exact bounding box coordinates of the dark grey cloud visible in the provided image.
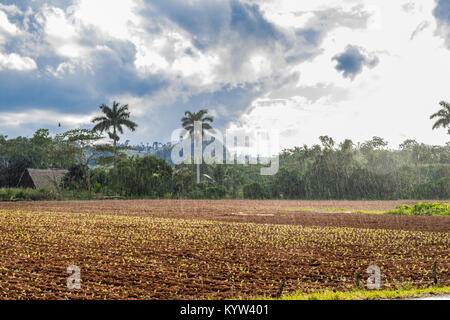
[140,0,292,80]
[434,0,450,23]
[433,0,450,47]
[294,7,370,45]
[332,45,379,80]
[286,7,370,64]
[0,0,72,11]
[0,37,169,114]
[141,0,284,50]
[0,3,169,115]
[141,1,371,72]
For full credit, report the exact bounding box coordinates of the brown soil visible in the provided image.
[1,199,448,232]
[0,200,448,300]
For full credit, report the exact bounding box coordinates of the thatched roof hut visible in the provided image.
[18,169,68,192]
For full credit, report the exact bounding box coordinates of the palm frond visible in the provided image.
[196,109,208,117]
[439,101,450,109]
[118,119,138,131]
[201,116,214,123]
[431,101,450,133]
[432,118,449,130]
[183,125,194,133]
[91,116,108,124]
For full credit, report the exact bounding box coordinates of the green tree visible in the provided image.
[0,129,75,188]
[173,167,196,197]
[181,109,214,183]
[430,101,450,135]
[109,156,173,197]
[58,129,105,190]
[92,101,138,166]
[243,182,266,199]
[273,167,305,199]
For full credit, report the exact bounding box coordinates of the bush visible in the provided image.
[0,188,58,201]
[205,186,227,199]
[387,202,450,216]
[173,167,195,196]
[187,189,206,199]
[63,165,86,191]
[243,182,267,199]
[109,156,173,197]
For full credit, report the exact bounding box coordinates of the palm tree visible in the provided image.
[181,109,214,183]
[92,101,138,166]
[430,101,450,135]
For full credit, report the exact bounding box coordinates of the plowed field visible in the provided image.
[0,200,448,300]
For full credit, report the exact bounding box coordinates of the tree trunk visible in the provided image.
[84,163,91,191]
[113,126,117,168]
[194,127,202,184]
[197,164,200,184]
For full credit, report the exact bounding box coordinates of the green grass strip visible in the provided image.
[249,286,450,300]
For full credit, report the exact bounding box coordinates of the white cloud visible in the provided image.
[0,109,95,128]
[0,52,37,71]
[133,29,222,85]
[0,10,19,34]
[74,0,141,40]
[41,5,89,59]
[232,0,450,148]
[0,4,22,16]
[41,1,141,60]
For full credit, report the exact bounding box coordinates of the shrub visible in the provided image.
[205,186,227,199]
[243,182,267,199]
[387,202,450,216]
[187,189,205,199]
[0,188,58,201]
[108,156,173,197]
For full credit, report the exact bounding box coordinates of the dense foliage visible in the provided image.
[387,203,450,216]
[0,130,76,188]
[0,130,449,200]
[269,137,450,200]
[0,188,58,201]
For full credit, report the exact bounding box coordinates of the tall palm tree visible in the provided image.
[92,101,138,166]
[430,101,450,135]
[181,109,214,183]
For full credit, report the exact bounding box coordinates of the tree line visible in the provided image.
[0,101,449,200]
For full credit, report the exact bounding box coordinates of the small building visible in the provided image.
[18,168,68,192]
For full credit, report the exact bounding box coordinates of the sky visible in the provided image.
[0,0,449,150]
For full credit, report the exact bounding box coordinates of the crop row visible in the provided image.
[0,209,448,299]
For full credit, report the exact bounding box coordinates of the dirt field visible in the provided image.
[2,199,449,232]
[0,200,448,300]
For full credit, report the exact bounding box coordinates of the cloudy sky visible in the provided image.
[0,0,449,149]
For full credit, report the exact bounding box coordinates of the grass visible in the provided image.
[251,286,450,300]
[286,208,386,214]
[325,208,349,212]
[387,203,450,217]
[0,188,58,201]
[352,210,385,215]
[0,188,110,202]
[285,208,319,213]
[286,203,449,217]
